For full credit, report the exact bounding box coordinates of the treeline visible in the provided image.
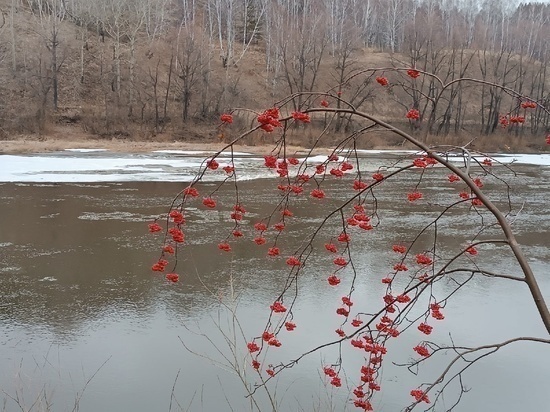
[0,0,548,144]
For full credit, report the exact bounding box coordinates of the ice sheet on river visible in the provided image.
[0,152,249,182]
[0,151,548,183]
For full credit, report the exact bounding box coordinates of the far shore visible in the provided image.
[0,137,320,156]
[2,129,548,156]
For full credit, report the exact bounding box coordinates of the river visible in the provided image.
[0,150,549,411]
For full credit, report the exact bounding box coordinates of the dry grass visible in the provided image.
[0,126,323,155]
[2,122,546,155]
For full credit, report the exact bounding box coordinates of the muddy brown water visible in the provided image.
[0,163,549,411]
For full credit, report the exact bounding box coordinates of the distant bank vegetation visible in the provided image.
[0,0,548,150]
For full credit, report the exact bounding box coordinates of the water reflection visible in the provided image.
[0,163,549,411]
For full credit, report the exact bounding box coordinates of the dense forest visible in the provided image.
[0,0,548,148]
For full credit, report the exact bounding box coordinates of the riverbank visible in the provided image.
[1,125,548,155]
[0,122,341,155]
[0,138,241,155]
[0,135,313,156]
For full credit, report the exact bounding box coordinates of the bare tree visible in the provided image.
[278,1,328,108]
[28,0,67,111]
[175,24,211,122]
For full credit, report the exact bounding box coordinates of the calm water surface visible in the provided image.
[0,156,549,411]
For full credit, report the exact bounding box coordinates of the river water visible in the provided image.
[0,151,549,411]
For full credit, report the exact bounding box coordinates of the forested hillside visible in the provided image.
[0,0,548,149]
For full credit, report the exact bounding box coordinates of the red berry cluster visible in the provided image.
[406,109,420,120]
[376,76,388,86]
[407,69,421,78]
[257,107,282,132]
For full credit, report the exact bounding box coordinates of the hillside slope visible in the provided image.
[0,0,548,152]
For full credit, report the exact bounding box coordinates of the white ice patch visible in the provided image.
[153,150,211,154]
[493,154,550,166]
[0,266,21,273]
[305,155,331,163]
[355,149,420,155]
[40,213,60,219]
[303,151,423,163]
[1,152,548,183]
[0,154,203,182]
[446,153,550,166]
[38,277,57,282]
[78,211,157,222]
[153,150,252,156]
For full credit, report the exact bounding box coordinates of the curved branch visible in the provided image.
[406,336,550,411]
[305,106,550,335]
